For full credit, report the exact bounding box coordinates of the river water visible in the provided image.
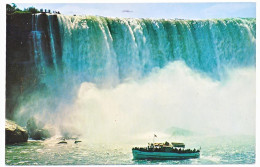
[5,135,255,165]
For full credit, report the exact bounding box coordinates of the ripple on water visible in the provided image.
[5,136,255,165]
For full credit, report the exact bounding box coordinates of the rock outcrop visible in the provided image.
[5,119,28,144]
[26,117,51,140]
[6,13,62,119]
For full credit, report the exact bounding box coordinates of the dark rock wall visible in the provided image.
[6,13,34,119]
[6,13,62,119]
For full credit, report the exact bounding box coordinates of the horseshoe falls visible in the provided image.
[7,14,255,164]
[42,16,256,85]
[14,15,256,138]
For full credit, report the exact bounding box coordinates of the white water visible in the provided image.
[15,15,255,143]
[52,61,255,143]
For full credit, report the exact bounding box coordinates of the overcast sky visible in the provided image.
[15,2,256,19]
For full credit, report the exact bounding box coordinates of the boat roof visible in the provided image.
[171,142,185,147]
[149,142,185,148]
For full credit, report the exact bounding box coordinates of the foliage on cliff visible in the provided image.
[6,3,39,15]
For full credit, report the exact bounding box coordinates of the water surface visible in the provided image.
[5,135,255,165]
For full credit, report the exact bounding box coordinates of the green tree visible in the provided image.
[6,4,15,14]
[6,3,21,14]
[25,7,39,14]
[7,3,40,14]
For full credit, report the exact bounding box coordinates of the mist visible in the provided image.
[37,61,255,143]
[13,15,255,144]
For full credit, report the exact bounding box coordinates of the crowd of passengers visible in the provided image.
[132,147,200,153]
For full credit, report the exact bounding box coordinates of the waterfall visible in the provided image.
[47,15,58,72]
[56,16,255,85]
[30,15,256,90]
[31,14,45,73]
[16,14,255,138]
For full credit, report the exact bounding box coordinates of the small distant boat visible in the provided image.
[132,141,200,160]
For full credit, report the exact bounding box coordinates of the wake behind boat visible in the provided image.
[132,141,200,160]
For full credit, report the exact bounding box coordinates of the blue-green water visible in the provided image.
[5,136,255,165]
[8,15,255,165]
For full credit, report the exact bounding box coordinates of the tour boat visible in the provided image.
[132,142,200,160]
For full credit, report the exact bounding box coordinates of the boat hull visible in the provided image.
[132,150,200,160]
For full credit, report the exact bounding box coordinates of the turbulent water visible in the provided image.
[34,15,256,86]
[6,136,255,165]
[8,14,256,165]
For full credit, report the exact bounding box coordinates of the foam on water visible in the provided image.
[5,135,255,165]
[14,15,256,144]
[52,61,255,142]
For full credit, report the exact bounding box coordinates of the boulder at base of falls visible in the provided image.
[30,129,51,140]
[26,117,52,140]
[5,119,28,144]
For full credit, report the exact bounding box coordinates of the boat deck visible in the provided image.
[132,149,200,160]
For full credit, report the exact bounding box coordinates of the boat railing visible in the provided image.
[132,147,200,153]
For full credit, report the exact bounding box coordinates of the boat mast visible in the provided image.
[153,134,157,145]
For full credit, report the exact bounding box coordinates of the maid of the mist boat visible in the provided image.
[132,141,200,160]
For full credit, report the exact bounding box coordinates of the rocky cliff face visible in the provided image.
[6,13,33,119]
[5,119,28,144]
[6,13,61,119]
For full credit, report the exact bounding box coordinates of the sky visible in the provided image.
[15,2,256,19]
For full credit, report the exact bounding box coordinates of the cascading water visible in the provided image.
[56,16,255,83]
[16,14,255,142]
[47,15,58,72]
[31,14,45,72]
